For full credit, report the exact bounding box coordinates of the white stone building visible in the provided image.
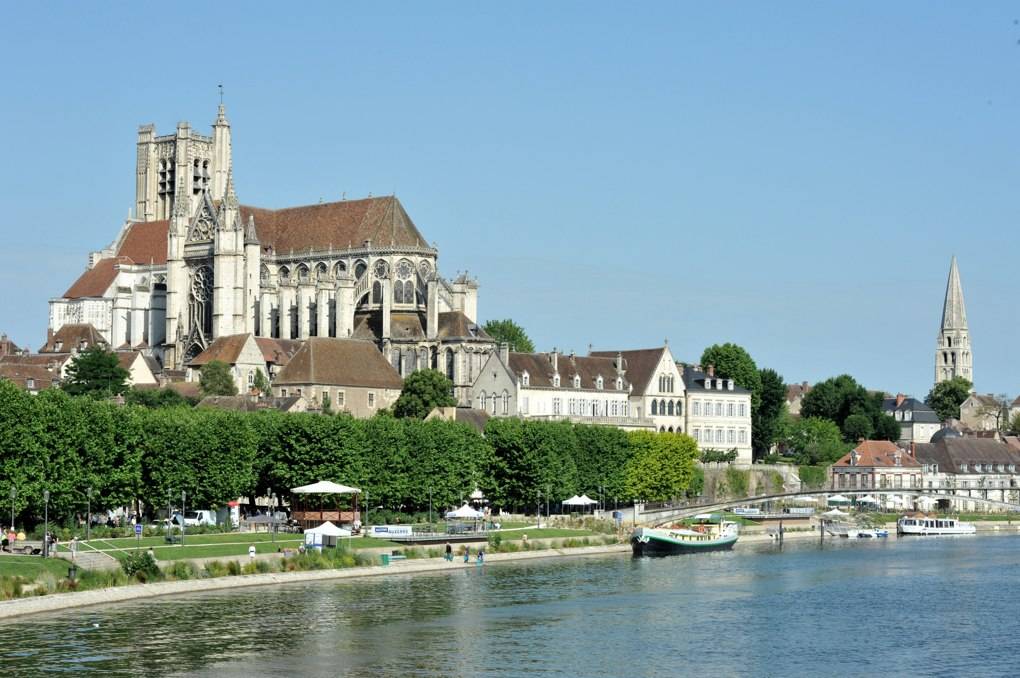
[681,364,753,464]
[50,105,494,400]
[882,394,942,444]
[468,345,653,430]
[590,346,687,433]
[914,432,1020,510]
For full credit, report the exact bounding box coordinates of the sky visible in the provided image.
[0,2,1017,399]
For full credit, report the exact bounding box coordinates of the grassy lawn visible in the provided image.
[0,556,71,578]
[80,534,402,561]
[504,528,596,539]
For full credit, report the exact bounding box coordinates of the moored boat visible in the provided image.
[631,515,739,556]
[897,514,976,536]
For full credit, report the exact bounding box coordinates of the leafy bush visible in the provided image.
[0,576,28,600]
[700,449,739,463]
[166,561,197,580]
[121,551,161,582]
[204,561,230,578]
[798,465,828,489]
[724,467,750,498]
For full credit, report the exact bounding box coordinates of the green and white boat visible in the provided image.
[631,515,739,556]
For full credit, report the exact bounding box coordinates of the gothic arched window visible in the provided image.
[315,262,328,280]
[279,266,290,282]
[651,400,658,415]
[260,265,270,283]
[446,350,455,380]
[354,260,367,279]
[372,281,382,304]
[189,265,214,340]
[394,281,404,304]
[297,265,310,283]
[667,401,675,416]
[334,261,347,278]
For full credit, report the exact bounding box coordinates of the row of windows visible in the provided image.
[277,387,373,409]
[650,399,683,417]
[691,400,747,418]
[835,473,921,489]
[960,463,1016,473]
[521,372,622,391]
[691,428,748,445]
[478,392,510,415]
[657,374,677,393]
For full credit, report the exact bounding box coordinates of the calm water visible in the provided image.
[2,534,1020,677]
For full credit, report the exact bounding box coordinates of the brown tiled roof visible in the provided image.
[116,220,169,265]
[165,381,202,399]
[786,382,812,402]
[273,338,403,389]
[590,348,662,395]
[116,351,139,369]
[63,258,126,299]
[833,440,921,468]
[437,312,489,340]
[189,334,252,366]
[506,351,628,392]
[254,337,302,366]
[0,334,20,358]
[39,324,108,353]
[240,196,427,253]
[0,363,60,390]
[391,313,425,339]
[0,353,72,370]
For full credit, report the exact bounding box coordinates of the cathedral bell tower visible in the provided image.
[935,256,973,387]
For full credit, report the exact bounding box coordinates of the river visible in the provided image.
[2,534,1019,677]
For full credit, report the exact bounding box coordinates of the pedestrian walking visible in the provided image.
[463,546,470,563]
[70,536,78,561]
[248,544,256,561]
[445,542,453,562]
[476,548,484,565]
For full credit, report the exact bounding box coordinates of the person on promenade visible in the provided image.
[248,544,257,561]
[147,547,156,561]
[476,548,484,565]
[463,546,470,563]
[445,542,453,562]
[69,536,78,561]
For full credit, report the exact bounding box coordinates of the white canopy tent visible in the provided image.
[857,495,880,505]
[827,495,852,505]
[446,503,484,519]
[291,481,361,495]
[305,521,351,537]
[822,508,850,517]
[562,495,586,506]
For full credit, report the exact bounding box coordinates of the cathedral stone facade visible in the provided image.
[50,106,494,400]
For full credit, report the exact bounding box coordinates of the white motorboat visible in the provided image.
[897,515,976,536]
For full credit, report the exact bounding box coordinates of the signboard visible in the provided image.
[370,525,413,538]
[135,524,143,536]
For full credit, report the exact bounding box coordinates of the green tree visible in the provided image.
[842,413,874,441]
[754,368,787,459]
[800,374,895,442]
[781,417,849,466]
[61,346,129,397]
[124,387,193,408]
[924,376,972,421]
[482,319,535,353]
[199,360,238,396]
[1010,411,1020,435]
[873,413,901,442]
[252,370,271,397]
[623,431,698,501]
[393,369,456,419]
[699,343,762,408]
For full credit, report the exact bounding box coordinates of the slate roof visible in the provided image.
[506,352,628,392]
[589,348,662,396]
[681,364,751,395]
[437,312,489,340]
[39,324,108,353]
[913,437,1020,473]
[240,196,428,253]
[833,440,921,468]
[273,338,403,389]
[882,396,941,424]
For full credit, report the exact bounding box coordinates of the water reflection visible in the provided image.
[2,536,1019,677]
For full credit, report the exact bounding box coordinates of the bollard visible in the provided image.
[68,565,78,581]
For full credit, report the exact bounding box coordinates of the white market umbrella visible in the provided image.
[291,480,361,494]
[857,495,879,505]
[445,503,484,519]
[576,494,597,505]
[827,495,851,505]
[305,521,351,537]
[822,508,849,518]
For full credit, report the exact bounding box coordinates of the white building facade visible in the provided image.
[681,364,753,464]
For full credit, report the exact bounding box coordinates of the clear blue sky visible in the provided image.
[1,2,1017,399]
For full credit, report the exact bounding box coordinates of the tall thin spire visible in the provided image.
[941,256,967,330]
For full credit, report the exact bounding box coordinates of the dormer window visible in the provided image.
[960,463,968,472]
[553,375,560,388]
[849,451,858,466]
[704,379,712,391]
[522,372,530,387]
[54,341,63,352]
[904,411,912,421]
[573,375,581,389]
[596,376,604,390]
[727,379,734,390]
[616,378,623,390]
[716,379,723,389]
[26,379,34,389]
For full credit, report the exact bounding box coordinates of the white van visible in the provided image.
[179,510,217,527]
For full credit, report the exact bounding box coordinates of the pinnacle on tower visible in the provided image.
[941,256,967,331]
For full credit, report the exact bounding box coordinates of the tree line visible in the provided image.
[0,380,699,527]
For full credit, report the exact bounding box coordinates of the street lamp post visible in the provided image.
[43,490,50,558]
[537,489,541,529]
[632,498,638,527]
[85,486,92,543]
[270,491,276,544]
[166,489,172,544]
[428,487,433,532]
[181,490,186,547]
[9,486,15,535]
[365,489,370,528]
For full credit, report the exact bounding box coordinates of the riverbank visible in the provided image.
[0,543,630,621]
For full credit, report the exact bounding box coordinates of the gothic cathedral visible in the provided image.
[935,256,972,386]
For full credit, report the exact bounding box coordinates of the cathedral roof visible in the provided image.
[273,338,403,389]
[116,220,169,265]
[62,258,124,299]
[590,347,666,396]
[506,351,629,392]
[437,312,489,340]
[240,196,428,254]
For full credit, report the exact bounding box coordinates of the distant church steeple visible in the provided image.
[935,256,972,387]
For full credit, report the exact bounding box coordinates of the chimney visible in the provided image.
[550,349,558,372]
[896,393,906,407]
[909,442,916,458]
[47,327,54,349]
[802,381,809,390]
[499,342,509,364]
[707,364,715,378]
[616,352,624,375]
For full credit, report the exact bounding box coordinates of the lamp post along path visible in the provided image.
[181,490,186,547]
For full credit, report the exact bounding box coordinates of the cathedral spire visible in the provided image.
[941,256,967,330]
